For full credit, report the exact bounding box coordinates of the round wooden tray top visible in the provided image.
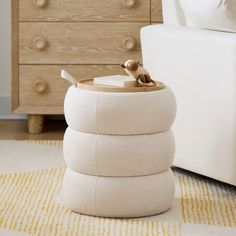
[76,79,166,93]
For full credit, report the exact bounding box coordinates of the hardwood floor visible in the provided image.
[0,119,67,140]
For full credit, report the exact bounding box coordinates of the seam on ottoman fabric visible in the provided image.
[95,134,100,176]
[94,176,98,215]
[95,93,100,134]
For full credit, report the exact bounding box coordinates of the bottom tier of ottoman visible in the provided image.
[60,168,175,218]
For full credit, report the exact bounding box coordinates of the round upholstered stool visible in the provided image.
[64,85,176,135]
[63,127,175,176]
[61,78,177,218]
[61,168,175,218]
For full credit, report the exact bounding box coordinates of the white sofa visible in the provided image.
[141,0,236,186]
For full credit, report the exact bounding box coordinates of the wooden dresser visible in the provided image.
[12,0,162,133]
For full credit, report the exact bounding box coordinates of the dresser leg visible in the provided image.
[27,114,44,134]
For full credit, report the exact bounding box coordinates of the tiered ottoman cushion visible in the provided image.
[64,86,176,134]
[61,168,175,218]
[63,127,175,176]
[61,80,176,218]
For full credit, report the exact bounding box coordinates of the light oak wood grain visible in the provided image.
[19,0,150,22]
[19,22,145,64]
[18,65,126,113]
[76,79,165,93]
[151,0,163,22]
[27,114,44,134]
[12,0,163,132]
[0,120,66,140]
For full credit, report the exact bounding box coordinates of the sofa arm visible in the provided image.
[141,24,236,185]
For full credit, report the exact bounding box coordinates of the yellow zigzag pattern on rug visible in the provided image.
[1,139,235,235]
[179,173,236,227]
[0,167,182,236]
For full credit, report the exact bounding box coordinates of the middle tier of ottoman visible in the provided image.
[63,127,175,177]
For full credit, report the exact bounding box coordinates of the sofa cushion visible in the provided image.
[180,0,236,32]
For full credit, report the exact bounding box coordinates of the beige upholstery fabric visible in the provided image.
[63,127,175,176]
[63,84,177,217]
[141,24,236,186]
[64,86,176,135]
[60,168,175,218]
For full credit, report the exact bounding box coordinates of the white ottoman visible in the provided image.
[61,168,175,218]
[63,127,175,176]
[61,79,177,217]
[64,85,176,134]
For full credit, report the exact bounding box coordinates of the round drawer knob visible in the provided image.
[122,37,136,51]
[33,37,47,50]
[122,0,136,8]
[33,0,47,8]
[34,79,48,94]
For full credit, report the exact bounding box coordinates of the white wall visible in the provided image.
[0,0,25,118]
[0,0,11,97]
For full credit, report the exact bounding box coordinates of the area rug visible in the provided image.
[0,140,235,236]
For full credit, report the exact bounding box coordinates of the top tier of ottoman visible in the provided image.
[64,83,177,135]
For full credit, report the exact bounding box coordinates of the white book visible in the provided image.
[93,75,137,87]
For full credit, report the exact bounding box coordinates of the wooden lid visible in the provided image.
[76,79,166,93]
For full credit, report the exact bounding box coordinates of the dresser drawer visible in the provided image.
[19,0,150,22]
[18,65,125,113]
[19,22,145,64]
[151,0,163,22]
